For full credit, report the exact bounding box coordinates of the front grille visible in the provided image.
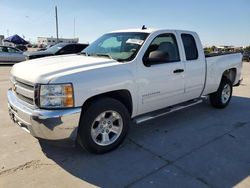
[16,93,34,105]
[16,80,34,90]
[12,77,35,105]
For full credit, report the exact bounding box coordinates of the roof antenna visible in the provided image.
[142,25,147,30]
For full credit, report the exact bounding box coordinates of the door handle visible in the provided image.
[173,69,184,73]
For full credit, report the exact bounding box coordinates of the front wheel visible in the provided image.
[210,77,233,108]
[77,98,130,154]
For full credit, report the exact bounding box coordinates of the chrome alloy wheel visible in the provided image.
[91,111,123,146]
[221,84,231,104]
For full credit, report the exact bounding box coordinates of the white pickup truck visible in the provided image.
[8,28,243,154]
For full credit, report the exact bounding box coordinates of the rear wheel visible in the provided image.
[210,77,233,108]
[77,98,130,154]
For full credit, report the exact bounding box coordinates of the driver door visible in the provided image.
[137,33,185,114]
[7,47,21,62]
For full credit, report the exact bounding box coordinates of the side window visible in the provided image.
[144,33,180,65]
[75,44,86,53]
[3,47,8,52]
[181,34,198,60]
[58,45,75,54]
[0,47,5,52]
[7,47,19,53]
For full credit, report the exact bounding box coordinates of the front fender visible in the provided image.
[51,63,137,116]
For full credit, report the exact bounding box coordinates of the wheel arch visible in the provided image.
[222,68,237,84]
[81,89,133,117]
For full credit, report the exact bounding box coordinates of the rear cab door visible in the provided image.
[176,31,206,100]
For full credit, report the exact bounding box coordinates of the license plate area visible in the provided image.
[8,105,31,133]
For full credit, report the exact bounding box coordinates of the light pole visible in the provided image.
[55,6,59,43]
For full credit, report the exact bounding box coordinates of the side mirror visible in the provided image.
[144,50,169,66]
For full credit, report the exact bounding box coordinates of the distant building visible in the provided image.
[0,35,4,45]
[37,37,79,46]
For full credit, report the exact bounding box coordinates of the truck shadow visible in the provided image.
[39,95,250,188]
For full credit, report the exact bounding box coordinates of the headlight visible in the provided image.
[38,84,74,108]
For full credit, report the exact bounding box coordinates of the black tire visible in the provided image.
[210,77,233,108]
[77,97,130,154]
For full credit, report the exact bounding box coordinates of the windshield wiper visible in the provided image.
[79,52,119,61]
[94,53,113,60]
[79,51,89,56]
[116,58,126,62]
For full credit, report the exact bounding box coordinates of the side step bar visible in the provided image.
[133,98,204,124]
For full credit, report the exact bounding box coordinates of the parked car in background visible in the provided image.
[25,43,89,60]
[243,51,250,62]
[0,45,26,63]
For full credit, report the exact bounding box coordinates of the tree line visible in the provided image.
[204,45,250,53]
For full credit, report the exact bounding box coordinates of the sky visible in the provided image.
[0,0,249,47]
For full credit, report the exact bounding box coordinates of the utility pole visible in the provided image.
[55,6,59,43]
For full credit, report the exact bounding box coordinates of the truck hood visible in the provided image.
[11,54,120,84]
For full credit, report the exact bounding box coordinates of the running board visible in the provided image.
[134,98,203,124]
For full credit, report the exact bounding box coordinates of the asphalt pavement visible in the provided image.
[0,62,250,188]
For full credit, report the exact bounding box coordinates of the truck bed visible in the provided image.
[202,52,242,96]
[205,51,241,58]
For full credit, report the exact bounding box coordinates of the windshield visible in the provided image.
[82,32,149,62]
[45,43,67,53]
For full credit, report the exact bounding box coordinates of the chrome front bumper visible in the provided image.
[7,89,82,141]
